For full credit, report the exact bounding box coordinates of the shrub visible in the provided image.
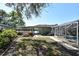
[17,32,23,35]
[0,36,10,48]
[0,29,17,48]
[1,29,17,41]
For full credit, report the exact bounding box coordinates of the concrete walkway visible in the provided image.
[33,35,79,50]
[50,36,79,50]
[50,36,79,55]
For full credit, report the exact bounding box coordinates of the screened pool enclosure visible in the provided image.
[53,20,79,45]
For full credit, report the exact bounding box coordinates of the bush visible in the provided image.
[17,32,23,35]
[1,29,17,41]
[0,36,10,48]
[0,29,17,48]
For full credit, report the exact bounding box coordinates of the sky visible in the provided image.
[0,3,79,26]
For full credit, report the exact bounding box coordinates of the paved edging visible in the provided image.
[50,36,79,55]
[50,36,79,50]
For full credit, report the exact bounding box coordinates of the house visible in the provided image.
[16,24,58,35]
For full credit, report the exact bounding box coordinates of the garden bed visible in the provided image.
[9,37,71,56]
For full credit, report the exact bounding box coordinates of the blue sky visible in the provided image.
[0,3,79,26]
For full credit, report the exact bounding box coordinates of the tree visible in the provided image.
[0,9,8,23]
[8,11,25,27]
[0,9,7,17]
[0,9,25,27]
[5,3,47,19]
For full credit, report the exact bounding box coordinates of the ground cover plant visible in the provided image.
[12,37,71,56]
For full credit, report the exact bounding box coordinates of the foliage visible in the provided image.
[13,38,66,56]
[0,29,17,48]
[1,29,17,40]
[0,9,8,17]
[0,9,8,23]
[5,3,47,19]
[0,36,10,48]
[8,11,25,27]
[0,9,25,28]
[17,32,23,35]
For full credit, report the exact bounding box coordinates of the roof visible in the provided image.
[59,20,79,26]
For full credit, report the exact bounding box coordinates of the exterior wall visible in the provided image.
[16,26,52,35]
